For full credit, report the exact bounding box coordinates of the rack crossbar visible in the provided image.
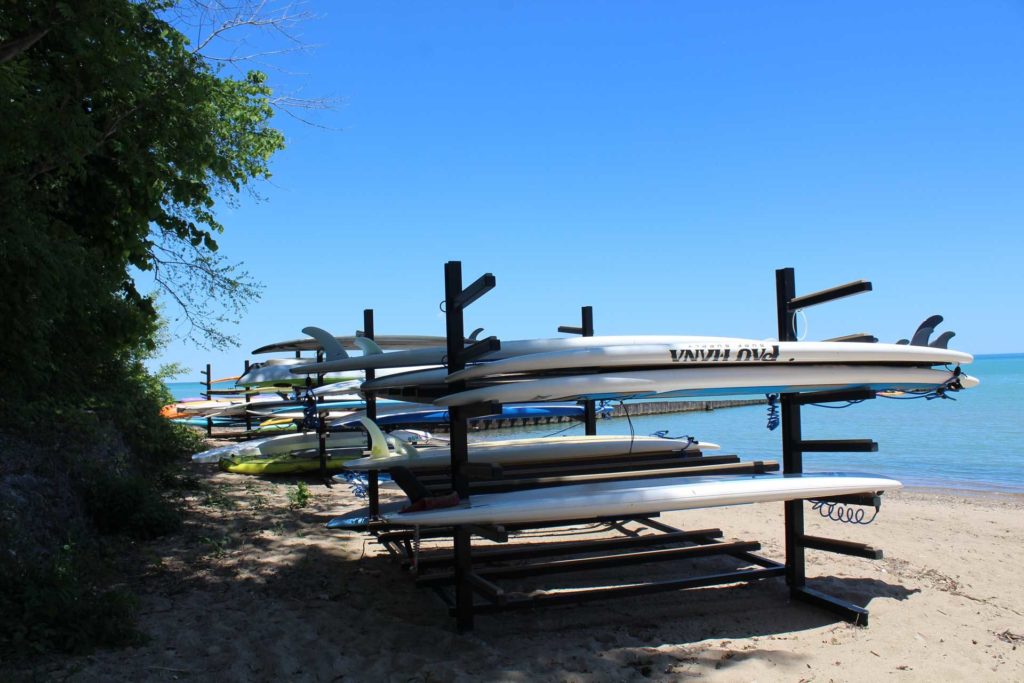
[452,273,496,310]
[823,333,879,343]
[794,388,879,405]
[411,453,739,482]
[787,280,872,310]
[798,534,883,559]
[464,566,787,614]
[420,460,779,496]
[420,540,761,587]
[459,336,501,363]
[412,528,726,570]
[792,586,870,626]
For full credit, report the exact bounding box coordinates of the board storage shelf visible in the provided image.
[295,263,892,632]
[371,262,825,632]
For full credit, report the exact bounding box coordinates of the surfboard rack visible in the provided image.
[776,266,885,627]
[336,262,892,633]
[415,261,797,631]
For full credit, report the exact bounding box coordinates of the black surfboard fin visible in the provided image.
[910,315,943,346]
[896,339,910,345]
[930,331,955,349]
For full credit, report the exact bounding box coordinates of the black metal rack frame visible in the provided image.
[210,263,890,631]
[774,267,884,626]
[438,261,800,631]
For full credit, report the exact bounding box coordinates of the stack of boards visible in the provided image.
[196,325,974,525]
[291,334,978,405]
[196,432,718,475]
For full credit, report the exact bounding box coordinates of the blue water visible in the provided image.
[165,354,1024,492]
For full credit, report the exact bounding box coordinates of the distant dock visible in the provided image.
[459,398,766,432]
[206,398,766,439]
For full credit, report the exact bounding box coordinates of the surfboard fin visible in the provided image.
[302,326,349,361]
[356,416,391,458]
[929,330,955,349]
[896,339,910,345]
[910,315,943,346]
[467,327,485,342]
[386,434,420,458]
[352,336,384,356]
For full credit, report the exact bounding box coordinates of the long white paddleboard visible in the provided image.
[382,472,902,527]
[253,334,449,355]
[444,341,972,383]
[237,360,362,388]
[344,434,718,472]
[292,336,747,374]
[434,365,978,406]
[293,334,973,376]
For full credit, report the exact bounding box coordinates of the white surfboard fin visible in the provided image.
[929,331,955,349]
[356,416,391,458]
[353,336,384,356]
[386,436,419,458]
[302,326,348,361]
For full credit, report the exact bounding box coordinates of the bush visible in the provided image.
[0,540,144,657]
[82,468,182,540]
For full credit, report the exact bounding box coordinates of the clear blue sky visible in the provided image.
[152,1,1024,378]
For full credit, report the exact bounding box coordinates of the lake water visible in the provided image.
[167,354,1023,493]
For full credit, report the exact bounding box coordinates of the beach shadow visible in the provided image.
[45,467,924,681]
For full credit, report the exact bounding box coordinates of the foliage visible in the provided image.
[287,481,311,509]
[0,0,284,425]
[82,468,182,540]
[0,0,287,659]
[0,539,144,657]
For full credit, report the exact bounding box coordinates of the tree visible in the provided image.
[0,0,284,414]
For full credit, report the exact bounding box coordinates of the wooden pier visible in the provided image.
[454,398,766,432]
[205,398,766,439]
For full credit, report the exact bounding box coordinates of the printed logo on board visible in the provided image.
[669,344,780,363]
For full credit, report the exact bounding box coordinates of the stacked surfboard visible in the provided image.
[293,323,975,527]
[290,333,977,406]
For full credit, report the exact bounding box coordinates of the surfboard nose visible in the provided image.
[958,373,980,389]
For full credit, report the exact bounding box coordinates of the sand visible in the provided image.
[17,462,1024,682]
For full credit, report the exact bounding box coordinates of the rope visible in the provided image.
[618,400,635,455]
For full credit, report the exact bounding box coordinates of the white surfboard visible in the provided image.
[343,434,718,472]
[291,336,747,374]
[253,334,450,355]
[292,334,973,377]
[191,431,370,463]
[382,472,903,527]
[237,359,362,388]
[443,341,972,383]
[358,340,972,393]
[434,365,978,406]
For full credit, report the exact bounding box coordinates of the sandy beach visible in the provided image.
[19,462,1024,682]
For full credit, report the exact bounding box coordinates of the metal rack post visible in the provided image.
[443,261,499,631]
[775,267,882,626]
[558,306,597,435]
[243,359,252,432]
[201,363,212,436]
[363,309,380,517]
